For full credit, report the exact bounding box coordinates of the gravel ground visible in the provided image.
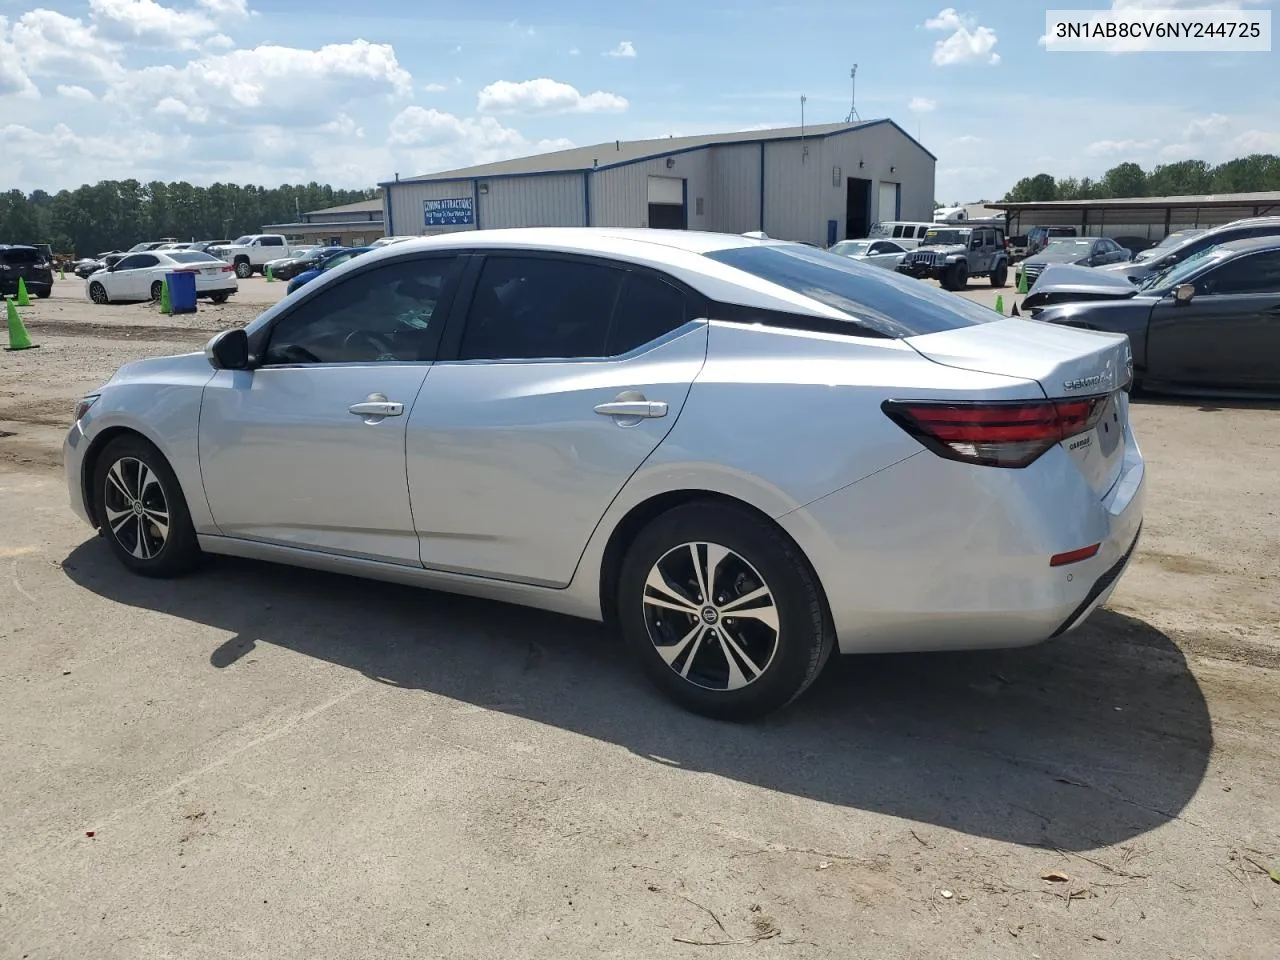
[2,273,1278,959]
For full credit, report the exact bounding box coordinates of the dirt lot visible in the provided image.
[2,276,1279,959]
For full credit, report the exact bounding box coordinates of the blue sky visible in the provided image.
[1,0,1276,202]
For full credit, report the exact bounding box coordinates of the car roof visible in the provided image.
[0,244,38,251]
[1214,234,1280,254]
[379,227,770,260]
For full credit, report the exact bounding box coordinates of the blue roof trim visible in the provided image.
[377,118,935,188]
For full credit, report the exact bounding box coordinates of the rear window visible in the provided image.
[167,251,219,263]
[0,248,40,265]
[705,244,1000,338]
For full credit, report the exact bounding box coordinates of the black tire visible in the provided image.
[950,262,968,290]
[93,434,201,578]
[36,287,51,299]
[150,280,164,302]
[89,281,109,305]
[990,263,1008,287]
[617,501,835,721]
[209,292,230,304]
[234,260,252,279]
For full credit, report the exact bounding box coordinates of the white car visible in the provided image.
[828,239,909,270]
[86,250,238,305]
[369,236,416,248]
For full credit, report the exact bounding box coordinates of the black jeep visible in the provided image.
[896,225,1008,291]
[0,244,54,299]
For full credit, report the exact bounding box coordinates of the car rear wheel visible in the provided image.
[209,292,230,304]
[93,435,201,578]
[618,502,835,721]
[150,280,164,301]
[89,282,109,305]
[234,260,252,279]
[990,263,1008,287]
[36,287,51,299]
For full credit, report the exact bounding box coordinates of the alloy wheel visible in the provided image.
[89,283,107,304]
[102,456,170,560]
[641,541,780,691]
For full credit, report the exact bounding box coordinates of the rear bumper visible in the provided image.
[777,426,1145,655]
[1,275,52,295]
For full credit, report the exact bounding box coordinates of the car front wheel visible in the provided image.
[89,282,109,305]
[618,502,835,721]
[93,435,201,577]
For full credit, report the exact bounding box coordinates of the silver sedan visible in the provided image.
[64,228,1145,720]
[829,238,909,270]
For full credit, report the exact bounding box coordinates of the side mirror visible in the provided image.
[1174,283,1196,305]
[205,328,250,370]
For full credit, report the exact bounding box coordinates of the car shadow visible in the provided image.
[62,538,1213,851]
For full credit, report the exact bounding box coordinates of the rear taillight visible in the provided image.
[882,396,1108,468]
[221,264,233,272]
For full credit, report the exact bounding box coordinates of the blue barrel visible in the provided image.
[165,270,198,313]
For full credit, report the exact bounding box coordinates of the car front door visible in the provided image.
[198,254,462,563]
[406,253,708,586]
[110,253,159,300]
[1146,249,1280,389]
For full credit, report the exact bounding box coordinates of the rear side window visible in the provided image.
[606,273,691,355]
[261,236,284,246]
[705,244,1001,337]
[891,225,904,238]
[0,248,39,265]
[459,256,623,361]
[168,251,218,263]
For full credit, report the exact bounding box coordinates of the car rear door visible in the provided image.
[198,253,463,563]
[1146,249,1280,390]
[112,253,160,300]
[406,252,708,586]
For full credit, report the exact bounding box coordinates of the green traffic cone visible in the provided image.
[265,263,275,282]
[1016,268,1029,295]
[59,266,66,280]
[16,277,30,306]
[994,294,1004,315]
[159,279,172,315]
[4,297,38,351]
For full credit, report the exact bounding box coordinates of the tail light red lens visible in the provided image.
[882,396,1109,468]
[221,265,234,272]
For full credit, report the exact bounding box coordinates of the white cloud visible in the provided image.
[1230,129,1280,153]
[196,0,251,14]
[908,96,936,113]
[88,0,219,49]
[423,82,449,92]
[0,121,171,186]
[1084,138,1160,157]
[1184,113,1231,141]
[12,9,124,83]
[387,105,573,173]
[951,134,982,145]
[0,17,39,98]
[568,46,580,56]
[112,40,413,126]
[605,40,637,58]
[925,8,1000,66]
[477,78,628,115]
[56,84,97,101]
[203,33,234,49]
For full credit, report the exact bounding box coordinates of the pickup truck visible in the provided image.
[209,234,291,278]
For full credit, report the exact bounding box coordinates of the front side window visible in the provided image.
[1199,250,1280,295]
[458,256,623,361]
[264,257,458,364]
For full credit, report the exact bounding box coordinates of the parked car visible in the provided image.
[0,244,54,298]
[285,246,372,293]
[369,236,416,248]
[1094,217,1280,285]
[1130,228,1205,263]
[828,238,908,270]
[85,250,238,305]
[209,234,292,278]
[188,240,230,254]
[1016,237,1130,290]
[897,224,1008,290]
[865,221,935,250]
[1008,235,1030,261]
[1026,225,1078,256]
[63,229,1144,720]
[124,240,178,253]
[1030,236,1280,394]
[267,246,337,281]
[1111,236,1156,260]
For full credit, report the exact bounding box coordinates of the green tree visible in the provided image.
[1100,162,1147,198]
[1002,173,1057,202]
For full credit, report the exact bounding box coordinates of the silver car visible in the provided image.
[828,239,909,270]
[64,229,1145,720]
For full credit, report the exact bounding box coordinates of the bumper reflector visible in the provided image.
[1050,543,1101,567]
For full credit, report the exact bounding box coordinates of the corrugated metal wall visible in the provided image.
[385,180,477,237]
[479,174,585,228]
[384,123,936,246]
[708,144,762,233]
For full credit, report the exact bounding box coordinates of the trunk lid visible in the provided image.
[906,318,1132,496]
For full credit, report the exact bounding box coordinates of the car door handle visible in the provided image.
[348,393,404,420]
[594,400,668,419]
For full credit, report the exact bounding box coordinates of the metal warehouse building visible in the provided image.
[993,191,1280,243]
[263,197,386,248]
[380,120,936,248]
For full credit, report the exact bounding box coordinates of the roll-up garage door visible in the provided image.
[647,176,686,229]
[878,182,900,222]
